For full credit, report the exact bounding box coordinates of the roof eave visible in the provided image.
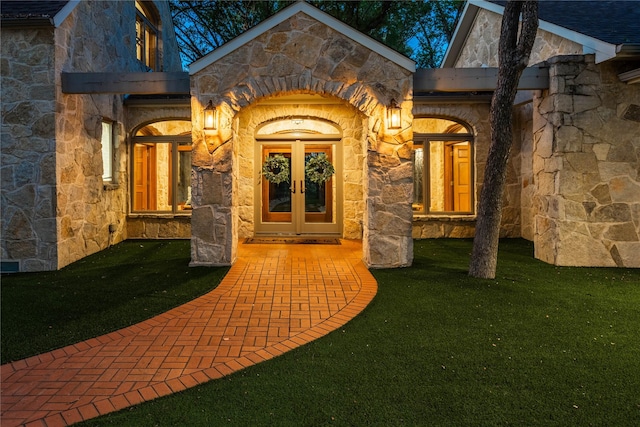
[441,1,478,68]
[189,2,415,75]
[0,17,55,27]
[53,1,80,27]
[616,44,640,59]
[0,0,79,28]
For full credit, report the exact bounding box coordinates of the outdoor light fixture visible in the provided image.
[387,99,401,129]
[204,100,217,130]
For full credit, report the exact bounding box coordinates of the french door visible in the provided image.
[256,140,341,235]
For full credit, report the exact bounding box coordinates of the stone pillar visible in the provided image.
[362,109,414,268]
[189,98,237,267]
[533,54,640,267]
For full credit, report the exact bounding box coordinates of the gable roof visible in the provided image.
[443,0,640,66]
[1,0,79,27]
[189,1,415,75]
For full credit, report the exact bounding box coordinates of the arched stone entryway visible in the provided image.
[188,2,415,268]
[235,95,364,240]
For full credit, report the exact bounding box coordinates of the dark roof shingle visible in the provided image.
[1,1,69,21]
[487,1,640,45]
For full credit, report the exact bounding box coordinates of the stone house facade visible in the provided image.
[2,0,638,273]
[1,1,182,272]
[443,0,640,267]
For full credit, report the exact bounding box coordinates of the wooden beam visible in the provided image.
[414,67,549,92]
[61,72,190,94]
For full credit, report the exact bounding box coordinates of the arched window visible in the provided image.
[135,1,159,71]
[413,118,474,214]
[132,120,191,214]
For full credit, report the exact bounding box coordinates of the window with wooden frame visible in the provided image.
[413,119,474,215]
[132,121,192,214]
[135,1,159,71]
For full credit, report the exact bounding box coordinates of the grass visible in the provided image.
[1,240,228,364]
[3,239,640,425]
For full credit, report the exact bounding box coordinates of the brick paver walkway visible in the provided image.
[1,240,377,427]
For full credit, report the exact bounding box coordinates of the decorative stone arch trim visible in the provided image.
[220,79,387,120]
[124,104,192,138]
[413,106,487,139]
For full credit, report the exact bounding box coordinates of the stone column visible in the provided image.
[533,54,640,267]
[189,98,237,266]
[362,109,414,268]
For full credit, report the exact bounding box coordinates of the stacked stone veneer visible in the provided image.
[454,9,582,67]
[190,11,414,268]
[1,1,182,272]
[1,26,58,271]
[533,55,640,267]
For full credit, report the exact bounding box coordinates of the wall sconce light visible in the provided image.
[387,99,401,130]
[204,100,217,130]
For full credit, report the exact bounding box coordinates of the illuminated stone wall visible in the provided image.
[454,8,583,67]
[190,10,414,268]
[533,55,640,267]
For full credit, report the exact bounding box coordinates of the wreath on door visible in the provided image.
[305,153,335,184]
[261,154,290,184]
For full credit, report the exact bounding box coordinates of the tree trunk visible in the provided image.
[469,1,538,279]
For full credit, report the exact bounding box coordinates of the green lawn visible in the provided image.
[1,240,228,364]
[3,239,639,426]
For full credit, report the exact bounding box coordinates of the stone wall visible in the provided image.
[53,0,182,269]
[533,55,640,267]
[127,217,191,239]
[1,27,58,271]
[454,9,583,68]
[190,10,414,268]
[1,0,182,272]
[515,102,536,241]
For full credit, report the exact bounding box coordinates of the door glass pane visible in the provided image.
[304,149,333,223]
[428,140,471,212]
[269,179,291,212]
[132,142,171,212]
[429,141,446,212]
[262,151,292,223]
[155,143,171,211]
[413,145,424,212]
[177,146,192,210]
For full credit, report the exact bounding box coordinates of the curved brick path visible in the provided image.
[1,240,377,427]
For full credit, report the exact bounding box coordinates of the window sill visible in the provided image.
[413,215,476,222]
[128,213,191,219]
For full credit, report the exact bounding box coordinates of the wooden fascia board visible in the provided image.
[414,67,549,92]
[61,72,190,94]
[188,2,415,75]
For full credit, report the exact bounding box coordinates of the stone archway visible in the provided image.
[188,4,414,268]
[234,95,365,241]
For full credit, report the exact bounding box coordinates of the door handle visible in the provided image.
[300,180,305,194]
[290,181,296,194]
